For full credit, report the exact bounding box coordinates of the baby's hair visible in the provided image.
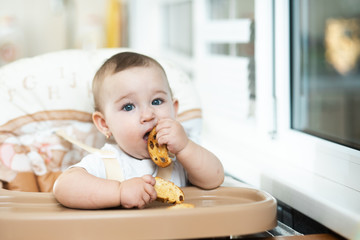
[92,51,168,112]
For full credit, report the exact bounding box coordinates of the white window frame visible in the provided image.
[273,0,360,193]
[255,0,360,238]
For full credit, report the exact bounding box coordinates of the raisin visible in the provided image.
[149,141,154,149]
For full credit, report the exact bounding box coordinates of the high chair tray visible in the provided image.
[0,186,277,239]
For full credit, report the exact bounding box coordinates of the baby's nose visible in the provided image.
[140,106,156,123]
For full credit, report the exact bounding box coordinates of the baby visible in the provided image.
[53,52,224,209]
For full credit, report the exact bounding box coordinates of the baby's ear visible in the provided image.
[92,111,110,137]
[172,98,179,117]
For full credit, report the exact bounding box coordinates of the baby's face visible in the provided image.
[100,65,177,159]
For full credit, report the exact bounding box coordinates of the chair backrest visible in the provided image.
[0,48,201,192]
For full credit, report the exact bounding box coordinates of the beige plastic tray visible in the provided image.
[0,186,277,239]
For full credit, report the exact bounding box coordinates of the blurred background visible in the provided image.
[1,0,360,238]
[0,0,255,123]
[0,0,257,156]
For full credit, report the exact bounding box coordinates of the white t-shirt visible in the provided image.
[72,143,187,187]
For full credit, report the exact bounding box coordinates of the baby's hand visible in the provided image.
[155,119,188,155]
[119,175,157,209]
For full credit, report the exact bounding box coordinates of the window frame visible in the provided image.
[273,0,360,190]
[255,1,360,237]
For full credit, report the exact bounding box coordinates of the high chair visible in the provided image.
[0,49,276,239]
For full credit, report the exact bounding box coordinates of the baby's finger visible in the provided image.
[141,193,150,205]
[156,133,170,146]
[156,119,173,132]
[144,183,157,202]
[137,199,147,209]
[142,175,156,185]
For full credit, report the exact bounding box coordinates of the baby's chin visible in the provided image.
[117,142,150,159]
[126,149,150,160]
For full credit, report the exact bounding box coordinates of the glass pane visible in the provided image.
[207,0,254,19]
[291,0,360,149]
[208,43,254,57]
[162,1,193,56]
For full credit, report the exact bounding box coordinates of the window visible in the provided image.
[162,1,193,57]
[207,0,254,58]
[291,0,360,150]
[160,0,255,123]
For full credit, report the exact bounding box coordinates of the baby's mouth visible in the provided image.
[143,131,151,142]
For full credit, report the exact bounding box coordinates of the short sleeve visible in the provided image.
[70,153,107,179]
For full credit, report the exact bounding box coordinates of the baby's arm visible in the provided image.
[175,140,224,189]
[156,119,224,189]
[53,167,156,209]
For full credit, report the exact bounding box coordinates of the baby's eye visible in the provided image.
[152,99,163,105]
[122,103,135,111]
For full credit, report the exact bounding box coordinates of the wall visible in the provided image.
[0,0,108,66]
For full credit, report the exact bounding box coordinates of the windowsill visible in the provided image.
[202,120,360,240]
